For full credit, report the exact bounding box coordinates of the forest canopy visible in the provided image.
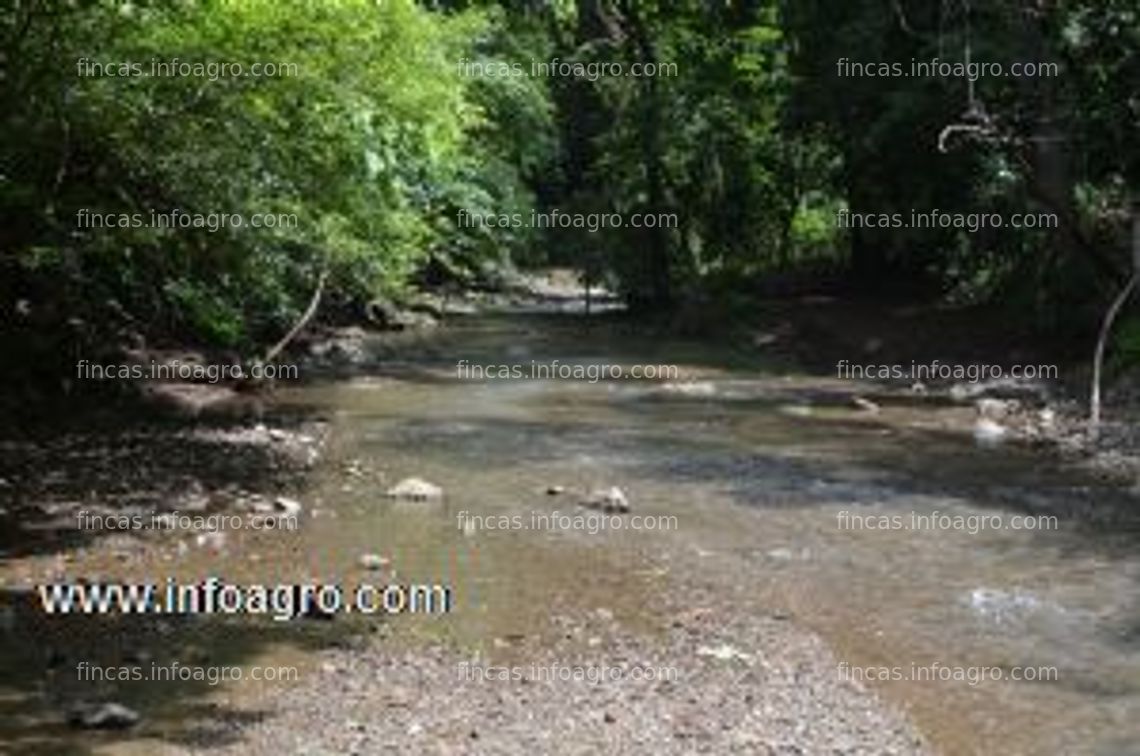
[2,0,1137,369]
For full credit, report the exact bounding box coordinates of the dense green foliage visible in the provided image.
[2,0,543,356]
[2,0,1136,373]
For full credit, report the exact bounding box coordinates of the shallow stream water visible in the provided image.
[2,310,1137,755]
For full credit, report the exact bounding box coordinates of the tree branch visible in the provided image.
[259,268,328,369]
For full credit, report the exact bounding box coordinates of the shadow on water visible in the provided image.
[0,586,361,755]
[0,402,351,753]
[358,396,1140,555]
[0,408,319,560]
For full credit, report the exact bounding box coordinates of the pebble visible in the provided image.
[660,381,717,397]
[580,486,630,513]
[359,554,390,571]
[696,643,753,664]
[181,495,210,513]
[274,496,304,516]
[976,398,1018,419]
[66,702,140,730]
[249,499,276,515]
[195,531,226,552]
[386,478,443,501]
[973,418,1008,447]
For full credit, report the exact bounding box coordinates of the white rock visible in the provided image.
[851,396,880,413]
[195,531,226,552]
[179,494,210,513]
[385,477,443,501]
[696,644,753,663]
[358,553,390,570]
[249,499,276,515]
[67,702,140,730]
[976,398,1017,419]
[580,486,630,513]
[949,383,972,402]
[659,381,716,397]
[966,587,1048,624]
[973,418,1007,446]
[274,496,303,516]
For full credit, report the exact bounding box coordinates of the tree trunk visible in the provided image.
[259,268,328,369]
[1089,205,1140,436]
[621,1,671,307]
[1016,8,1122,286]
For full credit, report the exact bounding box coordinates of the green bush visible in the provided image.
[2,0,549,352]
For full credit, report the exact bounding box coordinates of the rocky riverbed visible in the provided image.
[2,287,1136,755]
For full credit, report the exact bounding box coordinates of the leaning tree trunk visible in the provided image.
[1089,205,1140,437]
[258,267,328,372]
